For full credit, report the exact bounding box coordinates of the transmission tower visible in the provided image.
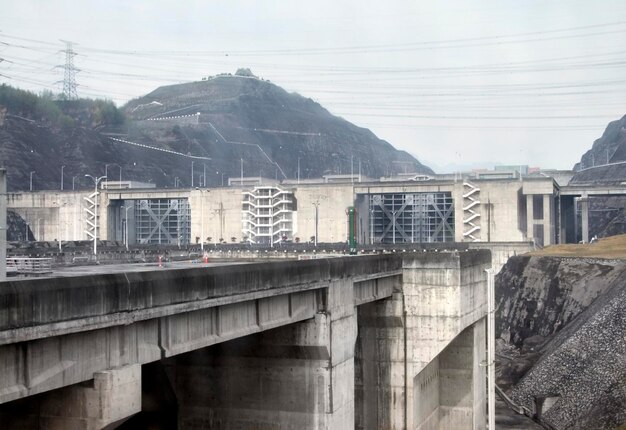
[57,40,79,100]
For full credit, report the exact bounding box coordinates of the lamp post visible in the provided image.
[369,207,375,245]
[61,165,65,190]
[120,205,132,251]
[84,174,107,256]
[25,222,30,242]
[191,161,195,188]
[29,171,35,191]
[197,189,208,252]
[72,175,78,190]
[392,210,397,245]
[312,201,319,247]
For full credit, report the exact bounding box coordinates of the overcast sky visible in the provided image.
[2,0,626,172]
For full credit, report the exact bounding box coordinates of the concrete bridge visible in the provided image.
[0,250,490,429]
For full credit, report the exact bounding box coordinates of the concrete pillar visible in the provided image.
[402,251,490,429]
[0,169,6,281]
[169,280,357,430]
[580,197,590,243]
[439,319,486,430]
[355,292,406,430]
[526,194,534,243]
[543,194,553,246]
[0,364,142,430]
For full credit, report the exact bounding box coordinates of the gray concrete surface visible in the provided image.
[0,251,490,429]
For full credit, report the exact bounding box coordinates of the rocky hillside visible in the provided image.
[496,249,626,429]
[0,71,431,191]
[571,114,626,182]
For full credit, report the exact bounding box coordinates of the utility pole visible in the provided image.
[191,161,195,188]
[57,40,79,100]
[61,165,65,190]
[240,158,243,186]
[312,201,319,247]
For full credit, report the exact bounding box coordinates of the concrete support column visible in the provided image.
[526,194,534,243]
[355,292,406,430]
[543,194,554,246]
[169,281,357,430]
[0,364,142,430]
[580,197,590,243]
[402,251,489,429]
[439,319,486,429]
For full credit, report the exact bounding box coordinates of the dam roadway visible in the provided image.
[0,250,491,430]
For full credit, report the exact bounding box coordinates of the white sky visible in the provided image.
[1,0,626,172]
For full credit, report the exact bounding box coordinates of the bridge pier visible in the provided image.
[167,280,357,430]
[355,291,406,430]
[403,252,489,430]
[0,364,141,430]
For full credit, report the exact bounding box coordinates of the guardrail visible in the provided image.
[6,257,53,276]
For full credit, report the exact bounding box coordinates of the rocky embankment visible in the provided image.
[496,254,626,430]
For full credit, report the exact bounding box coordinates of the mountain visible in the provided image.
[0,71,431,191]
[570,114,626,185]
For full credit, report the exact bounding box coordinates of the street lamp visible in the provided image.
[29,171,35,191]
[197,189,209,252]
[369,207,375,245]
[191,161,195,188]
[312,201,319,247]
[84,174,107,256]
[391,210,397,245]
[120,205,132,251]
[105,163,122,186]
[61,165,65,190]
[72,175,79,190]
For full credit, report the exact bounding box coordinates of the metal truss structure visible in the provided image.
[369,192,454,244]
[135,199,190,245]
[242,186,294,245]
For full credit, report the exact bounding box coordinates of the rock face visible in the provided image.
[0,75,431,191]
[572,114,626,179]
[496,255,623,347]
[496,255,626,430]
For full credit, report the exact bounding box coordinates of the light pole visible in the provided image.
[61,165,65,190]
[392,210,397,245]
[29,171,35,191]
[197,189,208,252]
[120,205,132,251]
[203,163,206,187]
[105,163,122,185]
[191,161,195,188]
[312,201,319,247]
[72,175,78,190]
[85,174,107,256]
[25,222,30,242]
[369,207,375,245]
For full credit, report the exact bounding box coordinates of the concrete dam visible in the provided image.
[0,251,491,429]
